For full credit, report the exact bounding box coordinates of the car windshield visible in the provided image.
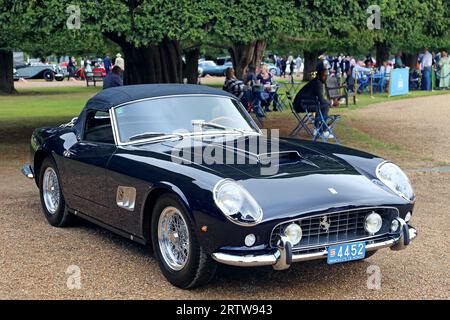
[114,95,258,144]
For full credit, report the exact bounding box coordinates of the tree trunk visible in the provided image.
[105,33,183,84]
[184,47,200,84]
[303,50,319,81]
[0,49,16,94]
[375,41,390,66]
[403,53,418,69]
[229,40,266,80]
[250,40,267,69]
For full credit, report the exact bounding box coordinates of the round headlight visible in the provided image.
[365,212,383,234]
[376,162,415,201]
[284,223,302,245]
[214,181,244,216]
[213,179,263,226]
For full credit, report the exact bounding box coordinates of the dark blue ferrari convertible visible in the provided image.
[22,84,417,289]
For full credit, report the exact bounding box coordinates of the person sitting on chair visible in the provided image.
[223,67,245,99]
[223,67,264,118]
[293,62,339,137]
[256,64,280,112]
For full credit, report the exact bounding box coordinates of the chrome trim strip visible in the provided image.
[269,206,400,249]
[108,94,262,146]
[212,251,279,267]
[109,107,120,146]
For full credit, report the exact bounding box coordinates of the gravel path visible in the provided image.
[349,94,450,167]
[0,95,449,299]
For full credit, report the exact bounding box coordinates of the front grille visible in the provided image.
[270,207,398,251]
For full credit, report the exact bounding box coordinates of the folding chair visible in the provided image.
[258,84,283,112]
[270,84,284,111]
[287,92,314,137]
[314,104,341,144]
[289,96,341,144]
[357,74,370,93]
[371,73,385,93]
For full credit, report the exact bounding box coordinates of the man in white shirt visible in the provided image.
[421,48,433,90]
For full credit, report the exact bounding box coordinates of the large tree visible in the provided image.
[366,0,449,68]
[288,0,372,80]
[212,0,295,79]
[0,0,25,94]
[68,0,215,84]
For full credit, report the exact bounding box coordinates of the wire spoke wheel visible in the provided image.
[157,206,190,271]
[42,167,60,215]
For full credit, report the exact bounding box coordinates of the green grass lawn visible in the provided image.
[0,84,447,139]
[0,86,101,128]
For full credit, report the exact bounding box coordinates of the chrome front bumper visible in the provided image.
[21,164,34,179]
[212,219,417,270]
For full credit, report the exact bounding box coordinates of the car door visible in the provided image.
[62,109,117,223]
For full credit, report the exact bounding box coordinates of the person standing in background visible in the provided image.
[280,57,287,78]
[103,55,112,75]
[295,55,302,78]
[421,48,433,91]
[438,50,449,89]
[67,56,76,81]
[84,59,93,77]
[394,53,404,68]
[115,53,125,71]
[289,57,295,82]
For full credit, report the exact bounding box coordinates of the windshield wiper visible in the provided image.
[128,132,183,142]
[191,120,247,134]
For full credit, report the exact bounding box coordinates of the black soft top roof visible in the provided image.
[84,84,234,112]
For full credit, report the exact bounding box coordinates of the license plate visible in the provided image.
[327,241,366,264]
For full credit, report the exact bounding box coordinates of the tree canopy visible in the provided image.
[0,0,449,93]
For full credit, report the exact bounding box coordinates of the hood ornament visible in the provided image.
[319,216,331,232]
[328,187,338,194]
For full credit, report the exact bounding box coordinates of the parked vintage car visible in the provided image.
[14,64,65,81]
[22,84,417,289]
[198,60,232,77]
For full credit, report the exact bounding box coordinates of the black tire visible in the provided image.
[38,157,73,227]
[151,193,217,289]
[43,70,55,81]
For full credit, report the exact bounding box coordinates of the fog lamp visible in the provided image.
[244,234,256,247]
[390,219,400,232]
[405,211,412,223]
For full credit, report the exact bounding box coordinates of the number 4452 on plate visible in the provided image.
[327,241,366,264]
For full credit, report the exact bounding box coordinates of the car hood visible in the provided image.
[159,134,349,179]
[130,135,404,222]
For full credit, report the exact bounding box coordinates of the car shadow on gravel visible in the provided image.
[211,259,371,290]
[70,216,371,291]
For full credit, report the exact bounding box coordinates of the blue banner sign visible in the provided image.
[389,68,409,96]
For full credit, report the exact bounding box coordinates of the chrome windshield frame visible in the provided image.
[109,94,262,146]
